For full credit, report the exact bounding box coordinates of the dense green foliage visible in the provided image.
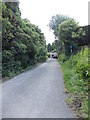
[58,18,79,55]
[49,16,86,56]
[58,18,78,43]
[2,2,47,79]
[58,47,89,118]
[46,43,52,52]
[49,14,68,37]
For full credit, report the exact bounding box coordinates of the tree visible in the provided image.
[2,2,47,78]
[49,14,69,37]
[47,43,52,52]
[72,27,86,46]
[58,18,79,55]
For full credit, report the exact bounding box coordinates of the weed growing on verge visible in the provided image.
[58,47,89,118]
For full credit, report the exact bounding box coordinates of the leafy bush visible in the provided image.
[76,48,89,81]
[58,54,67,63]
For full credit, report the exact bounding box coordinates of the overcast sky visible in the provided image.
[19,0,89,44]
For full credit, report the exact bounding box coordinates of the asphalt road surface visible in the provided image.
[2,59,76,118]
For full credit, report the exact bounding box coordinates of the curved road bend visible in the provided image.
[2,59,76,118]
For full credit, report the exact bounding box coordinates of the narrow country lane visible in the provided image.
[2,59,75,118]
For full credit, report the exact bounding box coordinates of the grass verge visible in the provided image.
[58,47,89,118]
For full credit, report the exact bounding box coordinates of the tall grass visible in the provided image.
[58,47,89,118]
